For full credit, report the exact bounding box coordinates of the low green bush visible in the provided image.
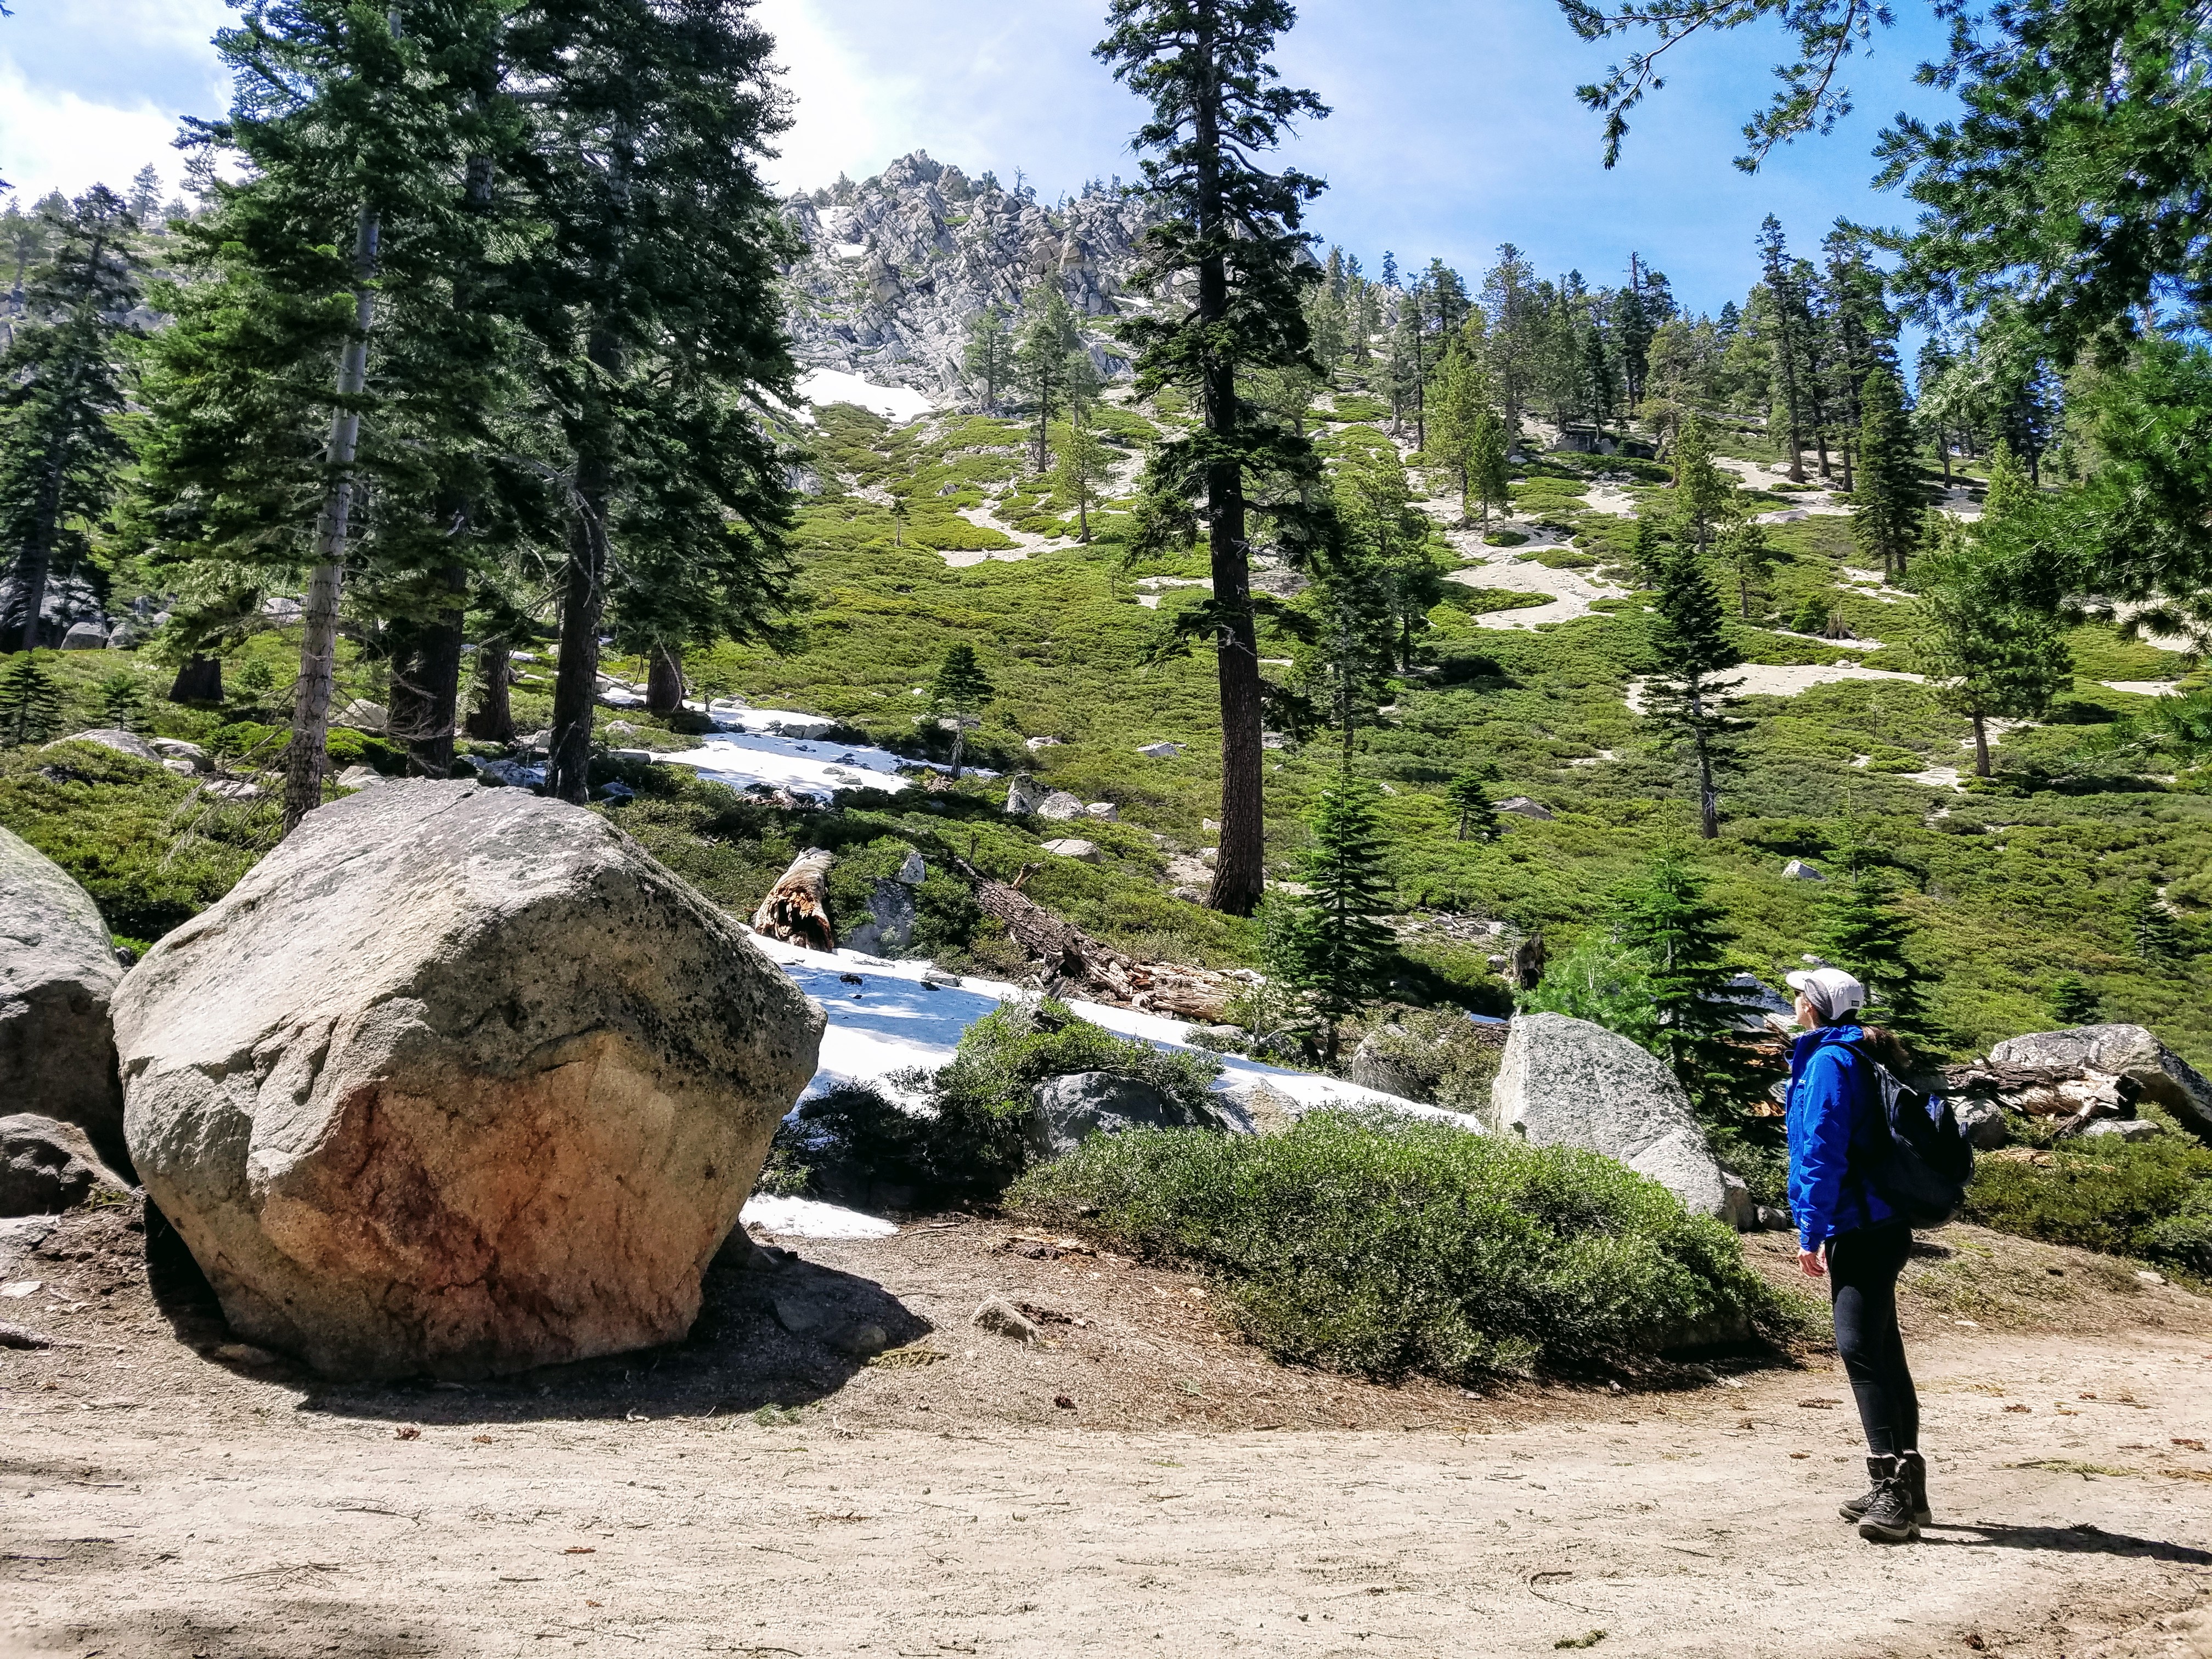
[1325,393,1389,422]
[1012,1108,1787,1380]
[1484,530,1530,548]
[1963,1118,2212,1278]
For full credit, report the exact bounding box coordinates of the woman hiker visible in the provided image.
[1785,965,1929,1544]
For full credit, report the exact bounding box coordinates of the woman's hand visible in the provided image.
[1798,1247,1827,1278]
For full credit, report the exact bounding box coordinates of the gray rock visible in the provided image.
[1029,1070,1223,1160]
[149,739,211,772]
[201,780,263,801]
[1005,775,1047,815]
[845,877,917,956]
[1755,1205,1792,1232]
[0,1114,130,1216]
[161,758,198,777]
[471,758,543,789]
[1346,1030,1427,1101]
[1041,837,1102,863]
[1953,1096,2010,1150]
[332,698,388,733]
[1136,742,1182,760]
[59,621,108,650]
[1720,1172,1757,1232]
[972,1296,1041,1343]
[43,728,159,764]
[1495,797,1555,821]
[894,850,927,886]
[1025,736,1063,751]
[1035,791,1087,821]
[2082,1117,2164,1142]
[335,765,386,790]
[1781,859,1825,881]
[1488,1012,1730,1220]
[1717,973,1793,1033]
[1989,1025,2212,1138]
[1084,802,1119,822]
[112,780,826,1380]
[919,968,962,990]
[0,826,124,1157]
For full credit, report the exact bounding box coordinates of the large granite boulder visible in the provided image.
[0,1114,130,1215]
[114,780,826,1380]
[1488,1013,1730,1221]
[1029,1071,1223,1160]
[1989,1025,2212,1139]
[0,827,125,1161]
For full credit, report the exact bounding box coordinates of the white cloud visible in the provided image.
[0,64,193,202]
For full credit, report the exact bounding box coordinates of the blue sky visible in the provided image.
[1,0,1960,316]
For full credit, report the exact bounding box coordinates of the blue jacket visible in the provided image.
[1785,1024,1895,1251]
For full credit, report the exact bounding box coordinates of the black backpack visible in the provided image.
[1844,1041,1976,1227]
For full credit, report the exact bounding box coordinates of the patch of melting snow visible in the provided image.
[747,934,1480,1133]
[740,1195,899,1239]
[794,369,934,425]
[1623,662,1923,712]
[2103,681,2187,697]
[654,709,991,803]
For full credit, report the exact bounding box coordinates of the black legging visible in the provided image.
[1829,1221,1918,1457]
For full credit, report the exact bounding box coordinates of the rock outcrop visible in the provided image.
[0,826,125,1161]
[780,152,1155,396]
[1489,1013,1731,1221]
[1029,1070,1224,1160]
[114,781,825,1379]
[1985,1025,2211,1138]
[0,1114,130,1215]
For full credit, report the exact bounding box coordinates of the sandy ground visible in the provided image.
[5,1206,2211,1659]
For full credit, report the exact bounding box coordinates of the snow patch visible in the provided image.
[1623,662,1922,713]
[795,369,934,424]
[740,1195,899,1239]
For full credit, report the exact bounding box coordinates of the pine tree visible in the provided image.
[1447,768,1500,840]
[1051,413,1112,543]
[1335,442,1437,671]
[1099,0,1329,916]
[962,307,1014,415]
[98,670,149,733]
[2127,879,2192,964]
[0,187,139,654]
[1297,528,1396,757]
[1642,540,1743,838]
[0,653,65,747]
[1913,509,2070,776]
[1480,244,1541,436]
[1013,286,1096,473]
[929,643,994,780]
[1628,514,1666,586]
[1817,842,1936,1039]
[1425,334,1492,518]
[1282,771,1395,1062]
[1713,514,1776,621]
[1612,845,1750,1122]
[1755,216,1808,482]
[1670,413,1732,552]
[2049,973,2100,1025]
[1468,408,1511,526]
[516,0,803,806]
[1850,368,1924,582]
[126,166,165,227]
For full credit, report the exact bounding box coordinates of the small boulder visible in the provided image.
[1496,797,1555,821]
[1041,838,1102,863]
[1720,1172,1757,1232]
[973,1296,1040,1343]
[332,698,388,734]
[894,850,927,887]
[845,878,917,956]
[60,622,109,651]
[335,765,387,791]
[1136,741,1182,760]
[1005,775,1047,815]
[1025,736,1063,752]
[1989,1025,2212,1139]
[1488,1013,1730,1220]
[1035,791,1087,821]
[149,739,211,772]
[201,779,263,802]
[43,728,159,764]
[1084,802,1119,822]
[2082,1118,2164,1143]
[1953,1096,2010,1150]
[1781,859,1825,882]
[1029,1070,1223,1160]
[919,969,962,991]
[0,1114,130,1216]
[114,780,826,1380]
[0,826,125,1159]
[471,758,542,789]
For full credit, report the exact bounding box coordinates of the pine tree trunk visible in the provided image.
[948,721,967,781]
[168,655,222,704]
[1690,686,1719,838]
[547,435,613,804]
[284,205,380,836]
[464,637,513,743]
[1972,710,1991,777]
[645,642,684,714]
[409,568,466,776]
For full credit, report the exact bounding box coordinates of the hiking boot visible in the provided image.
[1855,1457,1921,1543]
[1840,1452,1930,1525]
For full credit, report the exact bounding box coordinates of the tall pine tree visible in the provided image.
[1098,0,1329,915]
[1283,770,1395,1063]
[0,187,139,654]
[1818,835,1936,1040]
[1849,367,1923,582]
[1642,538,1743,838]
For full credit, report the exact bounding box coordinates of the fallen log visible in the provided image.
[752,849,838,953]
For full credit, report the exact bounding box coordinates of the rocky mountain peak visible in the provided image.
[780,150,1158,404]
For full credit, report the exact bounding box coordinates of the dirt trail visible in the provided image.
[5,1215,2210,1658]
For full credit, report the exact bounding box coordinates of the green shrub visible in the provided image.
[1963,1121,2212,1278]
[1350,1006,1505,1111]
[1485,530,1530,548]
[1012,1108,1787,1380]
[1325,393,1389,422]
